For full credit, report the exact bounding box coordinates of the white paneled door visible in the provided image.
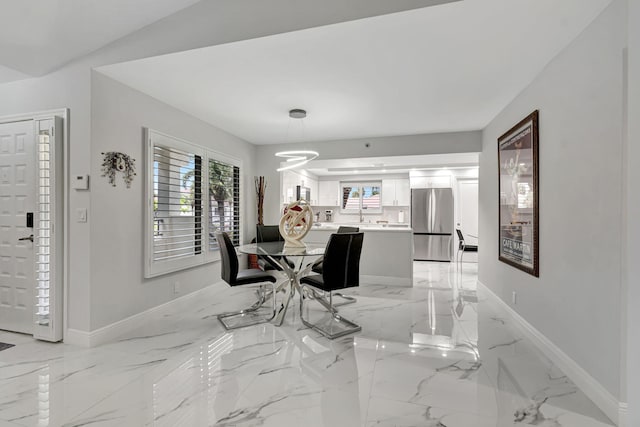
[0,120,35,334]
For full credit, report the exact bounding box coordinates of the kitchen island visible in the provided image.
[305,224,413,287]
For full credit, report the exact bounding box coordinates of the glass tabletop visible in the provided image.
[237,241,325,257]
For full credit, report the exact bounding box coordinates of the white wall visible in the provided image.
[257,131,482,224]
[478,0,625,400]
[0,64,93,332]
[89,72,256,330]
[0,0,457,336]
[625,0,639,423]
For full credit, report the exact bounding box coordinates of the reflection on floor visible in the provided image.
[0,343,15,352]
[0,262,614,426]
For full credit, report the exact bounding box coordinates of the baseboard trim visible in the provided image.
[618,402,628,427]
[361,275,412,287]
[477,280,622,425]
[63,285,215,348]
[65,328,91,347]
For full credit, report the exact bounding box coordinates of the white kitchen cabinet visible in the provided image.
[427,176,452,188]
[395,178,410,205]
[410,176,427,188]
[382,178,410,206]
[282,170,297,203]
[318,180,340,206]
[281,171,320,205]
[309,178,319,205]
[382,180,396,206]
[410,175,451,189]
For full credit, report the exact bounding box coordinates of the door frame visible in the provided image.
[454,176,479,262]
[0,109,68,341]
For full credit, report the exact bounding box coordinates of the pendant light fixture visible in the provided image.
[275,109,319,172]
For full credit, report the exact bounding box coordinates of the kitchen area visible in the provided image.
[279,153,479,286]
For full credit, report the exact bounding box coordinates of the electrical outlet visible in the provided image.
[512,291,517,305]
[174,281,181,294]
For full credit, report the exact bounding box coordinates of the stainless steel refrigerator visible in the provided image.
[411,188,454,261]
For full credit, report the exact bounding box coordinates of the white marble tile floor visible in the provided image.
[0,262,614,426]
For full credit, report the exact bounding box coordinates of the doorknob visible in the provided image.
[18,234,34,242]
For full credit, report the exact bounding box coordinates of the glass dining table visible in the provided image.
[236,241,326,326]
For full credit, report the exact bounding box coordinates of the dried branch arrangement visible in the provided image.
[254,176,267,225]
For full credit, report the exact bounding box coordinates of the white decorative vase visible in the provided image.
[279,200,313,248]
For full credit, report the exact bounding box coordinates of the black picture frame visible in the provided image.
[497,110,539,277]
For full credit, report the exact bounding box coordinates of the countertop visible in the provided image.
[310,223,413,232]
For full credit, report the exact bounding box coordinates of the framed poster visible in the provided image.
[498,110,539,277]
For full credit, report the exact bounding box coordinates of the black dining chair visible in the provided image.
[256,224,286,271]
[256,224,283,243]
[456,229,478,265]
[299,232,364,339]
[214,232,279,330]
[311,226,359,274]
[311,226,360,306]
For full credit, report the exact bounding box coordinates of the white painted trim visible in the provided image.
[478,280,622,426]
[361,275,412,287]
[618,402,628,427]
[64,328,91,347]
[144,128,243,278]
[63,285,215,348]
[0,108,68,343]
[60,110,71,344]
[0,109,68,124]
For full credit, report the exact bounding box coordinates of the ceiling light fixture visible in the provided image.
[289,108,307,119]
[275,150,319,172]
[275,109,319,172]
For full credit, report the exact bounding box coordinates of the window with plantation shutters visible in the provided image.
[208,159,240,250]
[152,145,203,262]
[145,129,242,278]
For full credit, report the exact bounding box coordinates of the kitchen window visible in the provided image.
[145,129,241,278]
[340,182,382,214]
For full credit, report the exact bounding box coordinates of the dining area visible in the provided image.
[213,220,365,340]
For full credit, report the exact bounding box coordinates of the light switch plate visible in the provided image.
[76,208,87,223]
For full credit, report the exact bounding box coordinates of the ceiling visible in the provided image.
[0,0,201,79]
[305,153,479,176]
[97,0,612,145]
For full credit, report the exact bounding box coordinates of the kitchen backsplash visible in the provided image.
[310,205,410,224]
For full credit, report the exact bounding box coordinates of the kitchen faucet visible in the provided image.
[359,207,364,223]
